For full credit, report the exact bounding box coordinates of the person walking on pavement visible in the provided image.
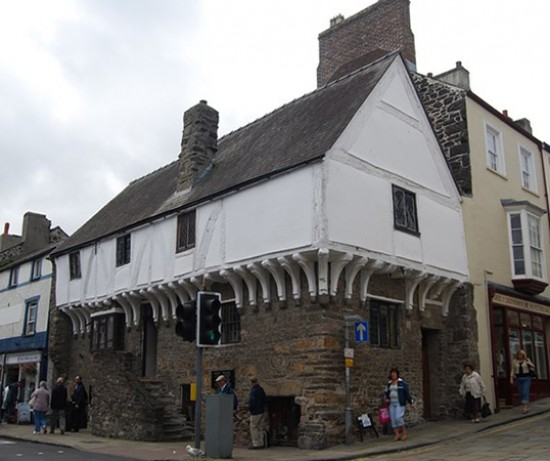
[50,377,68,434]
[510,349,536,414]
[70,375,88,432]
[30,381,50,434]
[248,377,268,449]
[459,363,486,423]
[384,367,414,441]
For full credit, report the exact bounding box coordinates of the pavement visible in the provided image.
[1,399,550,461]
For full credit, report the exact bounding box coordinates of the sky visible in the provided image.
[1,0,549,236]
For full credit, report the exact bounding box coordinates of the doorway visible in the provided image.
[141,305,158,377]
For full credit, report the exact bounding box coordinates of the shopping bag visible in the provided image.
[481,401,492,418]
[379,406,391,424]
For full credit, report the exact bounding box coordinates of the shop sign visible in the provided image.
[492,293,550,316]
[5,351,41,365]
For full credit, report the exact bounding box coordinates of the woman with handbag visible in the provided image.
[510,349,536,414]
[459,363,486,423]
[30,381,50,434]
[383,368,414,441]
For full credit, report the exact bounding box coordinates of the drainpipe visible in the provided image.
[538,142,550,232]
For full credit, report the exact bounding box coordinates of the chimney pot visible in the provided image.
[503,109,509,118]
[3,222,9,235]
[330,14,345,27]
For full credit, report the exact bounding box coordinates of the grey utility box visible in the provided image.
[205,394,234,458]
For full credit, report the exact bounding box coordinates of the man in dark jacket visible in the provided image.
[248,377,268,449]
[70,375,88,432]
[50,377,68,434]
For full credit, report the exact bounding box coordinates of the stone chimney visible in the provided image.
[514,118,532,134]
[21,212,51,252]
[434,61,470,91]
[177,100,219,192]
[317,0,415,88]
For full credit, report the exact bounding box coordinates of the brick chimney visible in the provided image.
[317,0,415,88]
[177,100,219,192]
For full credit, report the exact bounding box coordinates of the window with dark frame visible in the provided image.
[177,211,196,253]
[116,234,131,267]
[8,266,19,288]
[31,258,42,281]
[69,251,81,280]
[24,299,38,336]
[221,301,241,344]
[91,313,125,352]
[369,301,400,348]
[392,185,419,234]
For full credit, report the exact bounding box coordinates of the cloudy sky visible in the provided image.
[1,0,548,236]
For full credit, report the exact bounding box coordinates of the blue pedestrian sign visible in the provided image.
[354,321,369,343]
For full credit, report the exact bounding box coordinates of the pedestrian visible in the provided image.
[215,375,238,412]
[459,363,486,423]
[30,381,50,434]
[384,368,414,441]
[4,381,20,423]
[50,377,68,434]
[510,349,536,413]
[69,375,88,432]
[247,377,268,450]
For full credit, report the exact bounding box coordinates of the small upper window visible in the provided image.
[31,258,42,281]
[69,251,82,280]
[519,147,536,192]
[177,211,196,253]
[392,185,419,235]
[369,302,400,349]
[116,234,131,267]
[486,124,506,174]
[24,299,39,335]
[8,266,19,288]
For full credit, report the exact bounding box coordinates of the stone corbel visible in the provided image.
[158,285,179,321]
[60,306,80,336]
[262,259,286,303]
[148,286,170,324]
[428,277,450,300]
[418,276,441,312]
[360,260,388,302]
[179,279,198,300]
[219,269,244,308]
[113,295,134,329]
[329,253,353,297]
[190,276,207,291]
[403,269,428,312]
[123,292,142,327]
[139,289,160,324]
[234,265,258,307]
[441,281,461,317]
[247,262,271,304]
[317,248,329,298]
[278,256,301,303]
[71,306,87,335]
[345,256,369,300]
[168,281,190,305]
[80,305,92,333]
[293,253,317,300]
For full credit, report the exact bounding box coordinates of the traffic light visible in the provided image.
[175,300,196,342]
[197,291,222,346]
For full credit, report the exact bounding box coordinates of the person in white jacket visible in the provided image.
[459,363,486,423]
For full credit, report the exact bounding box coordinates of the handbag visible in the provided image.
[481,400,492,418]
[379,405,391,424]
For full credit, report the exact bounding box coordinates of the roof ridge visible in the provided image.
[128,159,179,186]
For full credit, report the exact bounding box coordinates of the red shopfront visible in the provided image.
[490,290,550,409]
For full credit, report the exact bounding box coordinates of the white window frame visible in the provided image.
[24,298,39,336]
[485,124,506,175]
[519,145,537,192]
[504,202,547,281]
[31,258,42,281]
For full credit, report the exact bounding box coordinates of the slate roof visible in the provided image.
[53,53,399,255]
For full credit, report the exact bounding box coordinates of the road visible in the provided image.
[0,438,132,461]
[360,413,550,461]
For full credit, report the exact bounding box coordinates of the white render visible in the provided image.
[55,58,469,332]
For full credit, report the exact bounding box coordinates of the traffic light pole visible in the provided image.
[194,344,203,449]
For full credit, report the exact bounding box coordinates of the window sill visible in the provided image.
[521,186,540,198]
[486,166,508,180]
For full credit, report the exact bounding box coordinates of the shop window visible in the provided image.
[176,210,196,253]
[221,301,241,344]
[369,301,400,348]
[91,312,125,351]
